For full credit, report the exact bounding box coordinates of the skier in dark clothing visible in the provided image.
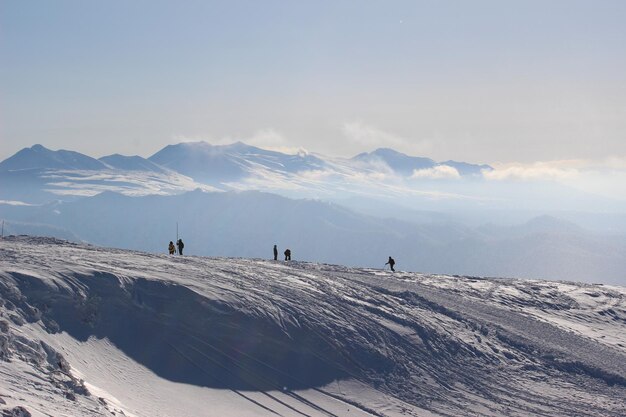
[284,249,291,261]
[385,256,395,272]
[273,245,278,261]
[177,239,184,255]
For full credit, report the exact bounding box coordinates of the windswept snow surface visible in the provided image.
[0,237,625,417]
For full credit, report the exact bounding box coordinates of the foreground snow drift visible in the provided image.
[0,237,625,417]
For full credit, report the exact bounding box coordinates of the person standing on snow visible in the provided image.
[385,256,396,272]
[177,239,185,255]
[273,245,278,261]
[168,241,176,255]
[284,248,291,261]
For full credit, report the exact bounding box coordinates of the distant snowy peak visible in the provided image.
[352,148,436,176]
[352,148,491,177]
[147,141,251,181]
[0,144,107,172]
[99,154,167,173]
[440,160,493,176]
[148,141,327,182]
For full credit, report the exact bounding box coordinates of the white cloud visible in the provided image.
[246,129,303,154]
[565,170,626,201]
[603,156,626,170]
[411,165,461,180]
[0,200,33,206]
[482,161,581,181]
[342,122,406,147]
[342,122,432,155]
[296,169,336,181]
[174,129,307,155]
[172,135,209,144]
[348,156,397,176]
[480,158,626,200]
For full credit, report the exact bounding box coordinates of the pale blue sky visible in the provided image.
[2,0,625,165]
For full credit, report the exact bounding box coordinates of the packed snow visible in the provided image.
[0,236,625,416]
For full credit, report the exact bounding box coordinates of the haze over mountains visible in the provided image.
[1,142,625,285]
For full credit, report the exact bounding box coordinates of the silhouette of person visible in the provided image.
[385,256,395,272]
[273,245,278,261]
[284,249,291,261]
[177,239,184,255]
[168,241,176,255]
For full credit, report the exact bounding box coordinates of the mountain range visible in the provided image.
[0,142,493,204]
[5,141,619,214]
[2,142,622,215]
[0,142,490,180]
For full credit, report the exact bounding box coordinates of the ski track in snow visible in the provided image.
[0,236,625,417]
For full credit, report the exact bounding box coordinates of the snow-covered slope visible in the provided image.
[1,237,625,417]
[351,148,492,177]
[148,141,328,183]
[0,145,218,203]
[98,154,168,173]
[0,167,216,203]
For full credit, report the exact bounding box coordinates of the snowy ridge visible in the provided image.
[0,236,625,416]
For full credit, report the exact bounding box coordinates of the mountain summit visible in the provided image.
[0,144,107,172]
[352,148,492,176]
[148,141,327,182]
[352,148,437,175]
[98,154,167,173]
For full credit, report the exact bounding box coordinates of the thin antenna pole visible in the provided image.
[176,222,178,241]
[1,220,3,238]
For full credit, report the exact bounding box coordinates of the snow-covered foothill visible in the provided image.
[0,236,624,416]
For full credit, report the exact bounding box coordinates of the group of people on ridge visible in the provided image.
[167,240,396,272]
[273,245,291,261]
[168,239,184,255]
[272,244,395,271]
